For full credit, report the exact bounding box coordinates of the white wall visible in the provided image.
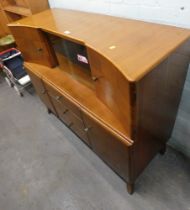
[48,0,190,157]
[49,0,190,28]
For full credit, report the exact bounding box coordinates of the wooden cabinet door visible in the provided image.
[87,48,132,135]
[44,81,91,146]
[10,26,57,67]
[26,67,56,114]
[82,112,130,181]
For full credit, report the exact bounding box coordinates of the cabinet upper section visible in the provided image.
[8,8,190,82]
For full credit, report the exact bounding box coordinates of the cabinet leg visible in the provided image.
[47,108,52,114]
[159,144,166,155]
[127,183,134,195]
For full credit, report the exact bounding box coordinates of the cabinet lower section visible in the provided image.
[26,65,165,195]
[43,79,131,182]
[27,67,134,191]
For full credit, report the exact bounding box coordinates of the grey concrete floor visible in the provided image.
[0,76,190,210]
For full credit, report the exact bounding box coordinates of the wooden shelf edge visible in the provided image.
[3,5,32,17]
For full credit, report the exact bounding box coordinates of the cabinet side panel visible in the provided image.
[87,48,132,137]
[133,41,190,179]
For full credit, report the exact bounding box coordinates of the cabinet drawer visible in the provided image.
[48,95,71,125]
[45,81,82,119]
[68,112,90,146]
[44,80,90,146]
[54,101,90,146]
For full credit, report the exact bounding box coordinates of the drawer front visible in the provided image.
[68,112,90,146]
[45,81,82,119]
[53,98,90,146]
[62,97,82,119]
[44,80,91,146]
[48,94,71,125]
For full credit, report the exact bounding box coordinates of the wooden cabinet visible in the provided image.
[10,9,190,194]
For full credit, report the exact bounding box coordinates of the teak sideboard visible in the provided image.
[8,9,190,194]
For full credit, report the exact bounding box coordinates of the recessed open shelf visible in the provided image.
[47,33,94,90]
[3,5,31,17]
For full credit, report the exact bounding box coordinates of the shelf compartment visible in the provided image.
[3,5,31,17]
[47,33,93,89]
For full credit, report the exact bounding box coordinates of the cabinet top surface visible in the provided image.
[9,8,190,81]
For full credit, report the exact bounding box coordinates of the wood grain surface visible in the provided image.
[8,8,190,81]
